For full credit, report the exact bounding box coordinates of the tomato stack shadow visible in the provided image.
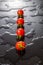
[15,10,26,56]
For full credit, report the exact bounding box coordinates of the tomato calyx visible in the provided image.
[17,24,24,29]
[18,14,24,18]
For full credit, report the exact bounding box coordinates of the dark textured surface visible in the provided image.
[0,0,43,65]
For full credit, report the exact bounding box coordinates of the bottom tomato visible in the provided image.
[15,41,26,51]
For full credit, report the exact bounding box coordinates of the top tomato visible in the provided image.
[17,9,24,15]
[16,18,24,25]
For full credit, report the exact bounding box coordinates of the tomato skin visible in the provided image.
[17,9,24,15]
[15,41,26,51]
[16,28,25,36]
[16,18,24,25]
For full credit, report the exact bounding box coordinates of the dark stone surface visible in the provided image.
[0,0,43,65]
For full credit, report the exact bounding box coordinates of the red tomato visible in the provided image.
[16,18,24,25]
[16,28,25,36]
[17,9,24,15]
[15,41,26,50]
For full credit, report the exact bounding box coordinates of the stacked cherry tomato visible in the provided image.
[17,9,24,18]
[15,9,26,56]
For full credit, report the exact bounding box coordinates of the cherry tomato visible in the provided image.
[16,28,25,36]
[16,18,24,25]
[15,41,26,50]
[17,9,24,15]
